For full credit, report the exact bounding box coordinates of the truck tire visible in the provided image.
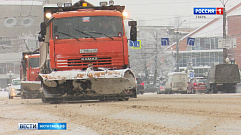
[211,85,217,94]
[205,87,211,94]
[9,95,13,99]
[226,84,236,93]
[118,98,129,101]
[41,93,48,103]
[21,90,28,99]
[233,86,237,93]
[49,98,61,104]
[21,94,26,99]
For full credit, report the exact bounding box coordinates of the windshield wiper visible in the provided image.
[89,31,114,40]
[56,31,79,41]
[74,29,97,40]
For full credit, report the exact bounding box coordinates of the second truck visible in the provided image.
[20,50,41,99]
[38,0,137,103]
[206,64,240,93]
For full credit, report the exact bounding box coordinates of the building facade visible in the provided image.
[0,0,71,88]
[170,3,241,78]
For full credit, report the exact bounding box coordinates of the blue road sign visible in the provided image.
[190,72,194,77]
[161,38,169,46]
[129,40,134,47]
[129,40,141,49]
[187,37,195,46]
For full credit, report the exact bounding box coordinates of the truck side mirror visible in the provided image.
[38,22,46,42]
[38,35,45,42]
[40,22,46,35]
[128,21,137,41]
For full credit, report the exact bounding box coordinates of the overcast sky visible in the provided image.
[73,0,240,28]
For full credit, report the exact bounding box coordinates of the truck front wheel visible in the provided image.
[211,85,217,94]
[41,93,48,103]
[9,95,13,99]
[226,84,237,93]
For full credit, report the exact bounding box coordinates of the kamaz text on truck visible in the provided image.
[38,0,137,103]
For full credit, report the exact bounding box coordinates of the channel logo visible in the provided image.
[194,7,223,15]
[18,123,67,130]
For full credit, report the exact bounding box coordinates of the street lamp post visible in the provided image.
[176,20,186,72]
[7,71,14,84]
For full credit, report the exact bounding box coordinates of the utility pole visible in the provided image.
[153,32,158,86]
[220,0,229,63]
[223,6,227,63]
[144,53,149,84]
[176,20,186,72]
[176,31,179,72]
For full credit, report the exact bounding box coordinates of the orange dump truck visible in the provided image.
[20,51,41,99]
[38,0,137,103]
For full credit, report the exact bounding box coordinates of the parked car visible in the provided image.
[164,72,188,94]
[136,78,145,94]
[187,77,207,94]
[157,85,165,94]
[8,78,21,99]
[145,83,160,93]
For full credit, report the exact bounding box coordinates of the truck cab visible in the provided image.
[20,53,41,99]
[24,54,40,81]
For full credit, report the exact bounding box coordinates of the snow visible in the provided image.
[39,68,131,80]
[0,91,8,97]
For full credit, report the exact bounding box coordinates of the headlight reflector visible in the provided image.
[122,11,128,18]
[45,12,52,19]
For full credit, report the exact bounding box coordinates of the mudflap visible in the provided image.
[21,81,41,99]
[39,68,137,103]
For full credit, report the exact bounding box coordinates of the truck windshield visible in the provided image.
[12,80,21,85]
[197,78,206,82]
[53,16,123,40]
[29,58,39,68]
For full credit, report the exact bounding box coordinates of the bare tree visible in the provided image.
[129,27,175,85]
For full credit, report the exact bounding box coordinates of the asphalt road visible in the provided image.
[1,91,241,135]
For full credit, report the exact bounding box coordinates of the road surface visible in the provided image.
[1,91,241,135]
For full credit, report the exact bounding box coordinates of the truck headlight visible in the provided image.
[122,11,128,18]
[45,12,52,19]
[11,88,15,91]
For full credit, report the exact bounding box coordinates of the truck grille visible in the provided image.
[67,57,112,67]
[56,55,112,68]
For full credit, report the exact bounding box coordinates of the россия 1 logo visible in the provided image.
[194,7,223,15]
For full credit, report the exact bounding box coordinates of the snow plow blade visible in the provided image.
[39,68,137,102]
[21,81,41,99]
